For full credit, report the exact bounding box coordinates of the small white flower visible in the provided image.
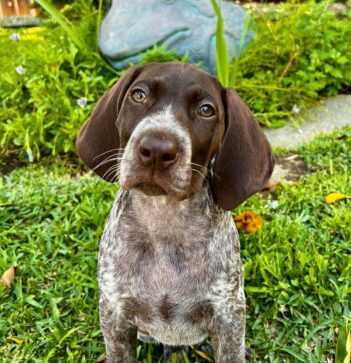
[270,200,279,209]
[16,65,25,75]
[26,150,33,163]
[292,104,301,114]
[10,32,20,41]
[77,97,88,108]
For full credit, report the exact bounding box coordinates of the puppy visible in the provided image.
[76,62,274,362]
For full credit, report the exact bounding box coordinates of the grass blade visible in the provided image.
[96,0,104,50]
[35,0,84,50]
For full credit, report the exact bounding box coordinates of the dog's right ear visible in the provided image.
[212,88,274,210]
[76,67,139,181]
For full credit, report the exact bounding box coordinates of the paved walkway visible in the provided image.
[264,95,351,149]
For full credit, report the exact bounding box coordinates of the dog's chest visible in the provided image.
[98,189,241,344]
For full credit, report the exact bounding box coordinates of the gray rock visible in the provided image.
[99,0,254,74]
[264,95,351,149]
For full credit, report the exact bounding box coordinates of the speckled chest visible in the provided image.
[98,187,242,344]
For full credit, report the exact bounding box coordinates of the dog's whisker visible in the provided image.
[93,148,126,161]
[191,168,207,180]
[190,162,210,173]
[101,164,120,180]
[191,163,219,178]
[93,154,119,171]
[111,170,120,183]
[191,163,219,179]
[92,155,131,171]
[109,165,121,177]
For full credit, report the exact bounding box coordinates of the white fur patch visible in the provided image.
[119,105,192,197]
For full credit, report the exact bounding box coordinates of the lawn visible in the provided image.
[1,128,350,362]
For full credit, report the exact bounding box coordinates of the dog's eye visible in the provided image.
[199,104,215,118]
[131,90,146,103]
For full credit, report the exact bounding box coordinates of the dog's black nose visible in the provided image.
[138,135,179,170]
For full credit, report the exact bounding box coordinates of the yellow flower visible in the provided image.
[325,192,350,204]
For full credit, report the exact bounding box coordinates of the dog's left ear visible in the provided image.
[212,88,275,210]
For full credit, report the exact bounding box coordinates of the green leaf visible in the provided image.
[336,324,350,363]
[280,347,306,362]
[35,0,84,50]
[210,0,229,86]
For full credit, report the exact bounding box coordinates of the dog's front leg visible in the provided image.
[99,297,137,363]
[210,304,246,363]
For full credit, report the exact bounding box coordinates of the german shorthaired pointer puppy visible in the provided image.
[76,62,274,363]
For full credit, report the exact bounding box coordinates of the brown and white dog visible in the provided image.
[76,62,274,362]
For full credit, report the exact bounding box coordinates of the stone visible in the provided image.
[99,0,254,74]
[264,95,351,149]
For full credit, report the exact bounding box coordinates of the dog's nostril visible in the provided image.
[140,146,151,158]
[162,153,176,162]
[138,134,179,169]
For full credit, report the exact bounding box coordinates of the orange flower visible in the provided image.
[234,211,263,234]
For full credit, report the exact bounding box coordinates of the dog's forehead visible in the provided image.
[134,63,221,95]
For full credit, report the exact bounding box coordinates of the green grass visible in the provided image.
[1,128,351,362]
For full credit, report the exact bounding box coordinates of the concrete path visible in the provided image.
[264,95,351,149]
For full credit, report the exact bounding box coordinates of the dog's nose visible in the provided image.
[138,135,179,170]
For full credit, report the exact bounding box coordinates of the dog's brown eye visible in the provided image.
[199,104,215,118]
[131,90,146,103]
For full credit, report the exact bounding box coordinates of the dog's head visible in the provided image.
[76,62,274,210]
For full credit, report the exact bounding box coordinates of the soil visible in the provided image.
[0,153,27,175]
[269,154,308,184]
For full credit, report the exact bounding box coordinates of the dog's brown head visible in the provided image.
[76,62,274,210]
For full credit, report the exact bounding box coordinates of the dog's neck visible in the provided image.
[119,182,225,242]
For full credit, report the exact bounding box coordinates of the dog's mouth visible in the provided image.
[134,182,167,197]
[120,174,191,200]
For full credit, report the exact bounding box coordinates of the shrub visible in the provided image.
[0,1,181,161]
[232,1,351,127]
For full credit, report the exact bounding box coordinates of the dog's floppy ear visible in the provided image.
[212,88,275,210]
[76,67,139,181]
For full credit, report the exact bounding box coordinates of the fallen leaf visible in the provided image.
[325,193,350,204]
[95,354,106,363]
[8,336,24,344]
[0,266,16,288]
[345,332,351,363]
[336,134,347,141]
[234,211,263,234]
[195,349,213,362]
[263,181,279,192]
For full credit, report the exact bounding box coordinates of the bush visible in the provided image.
[0,0,181,162]
[232,1,351,127]
[0,0,116,160]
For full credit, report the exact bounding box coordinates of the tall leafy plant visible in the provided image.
[210,0,229,86]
